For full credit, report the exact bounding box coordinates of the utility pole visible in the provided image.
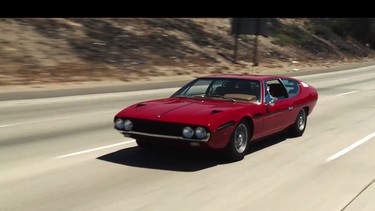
[253,18,260,67]
[233,33,239,63]
[231,18,267,67]
[233,19,241,63]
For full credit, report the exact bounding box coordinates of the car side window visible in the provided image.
[264,79,288,101]
[281,79,300,98]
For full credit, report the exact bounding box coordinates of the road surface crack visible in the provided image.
[341,177,375,211]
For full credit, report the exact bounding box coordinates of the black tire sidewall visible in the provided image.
[226,120,250,161]
[290,109,306,137]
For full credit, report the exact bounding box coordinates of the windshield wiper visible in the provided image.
[207,95,236,102]
[175,95,236,102]
[223,96,236,102]
[173,96,193,99]
[174,95,205,99]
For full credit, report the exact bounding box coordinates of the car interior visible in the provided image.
[268,83,288,99]
[214,80,260,102]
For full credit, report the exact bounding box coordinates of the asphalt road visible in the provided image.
[1,65,375,211]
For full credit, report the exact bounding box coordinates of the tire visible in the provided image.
[289,109,307,137]
[225,120,250,161]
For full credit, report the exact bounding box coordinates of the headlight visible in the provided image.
[182,127,194,138]
[124,119,133,131]
[195,127,207,139]
[115,118,124,130]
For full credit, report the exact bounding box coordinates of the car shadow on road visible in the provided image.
[97,146,227,172]
[97,132,289,172]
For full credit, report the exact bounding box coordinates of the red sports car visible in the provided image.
[114,74,318,160]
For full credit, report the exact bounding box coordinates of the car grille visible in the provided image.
[130,118,185,137]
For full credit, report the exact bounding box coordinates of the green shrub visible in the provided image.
[271,24,315,46]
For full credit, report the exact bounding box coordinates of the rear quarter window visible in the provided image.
[281,79,300,97]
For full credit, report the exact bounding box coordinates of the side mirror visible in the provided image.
[265,96,275,106]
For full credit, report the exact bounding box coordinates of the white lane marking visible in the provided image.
[327,131,375,162]
[0,87,179,128]
[0,124,15,128]
[53,140,135,159]
[335,91,358,97]
[337,78,350,81]
[0,110,117,128]
[296,65,375,80]
[0,87,179,107]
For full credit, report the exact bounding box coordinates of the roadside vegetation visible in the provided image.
[0,18,374,86]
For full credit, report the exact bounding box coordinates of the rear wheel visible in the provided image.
[225,120,250,161]
[289,109,307,137]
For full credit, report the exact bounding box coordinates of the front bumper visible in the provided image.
[120,130,210,142]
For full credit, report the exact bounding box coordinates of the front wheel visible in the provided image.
[289,109,307,137]
[225,120,250,161]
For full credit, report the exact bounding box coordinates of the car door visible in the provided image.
[262,79,293,136]
[280,78,301,125]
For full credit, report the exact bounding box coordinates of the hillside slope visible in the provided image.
[0,18,374,86]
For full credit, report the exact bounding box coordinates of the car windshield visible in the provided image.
[171,78,261,102]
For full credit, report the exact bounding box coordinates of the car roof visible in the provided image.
[199,74,293,81]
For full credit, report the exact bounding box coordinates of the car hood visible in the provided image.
[116,97,258,128]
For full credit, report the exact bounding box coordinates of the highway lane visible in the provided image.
[1,66,375,210]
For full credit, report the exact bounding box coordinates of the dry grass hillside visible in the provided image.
[0,18,374,86]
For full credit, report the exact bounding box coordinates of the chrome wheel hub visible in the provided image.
[234,124,248,153]
[298,113,305,131]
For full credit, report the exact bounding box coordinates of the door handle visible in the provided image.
[288,106,293,111]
